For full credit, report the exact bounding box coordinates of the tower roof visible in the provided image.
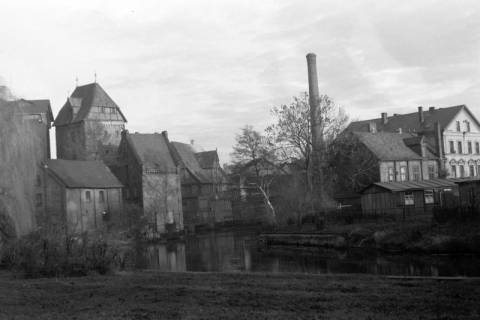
[54,82,127,126]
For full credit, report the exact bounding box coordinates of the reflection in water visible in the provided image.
[130,231,480,277]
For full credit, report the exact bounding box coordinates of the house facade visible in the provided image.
[54,82,127,166]
[44,159,123,234]
[347,105,480,179]
[116,131,184,236]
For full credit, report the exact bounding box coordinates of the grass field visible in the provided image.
[0,270,479,319]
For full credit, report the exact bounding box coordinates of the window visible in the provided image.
[460,165,465,178]
[451,165,457,178]
[457,141,463,154]
[99,190,105,203]
[404,191,414,206]
[412,166,420,181]
[468,141,472,154]
[167,211,174,224]
[450,141,455,153]
[456,121,461,132]
[428,165,435,179]
[85,191,91,202]
[424,190,434,204]
[35,193,43,207]
[466,121,471,132]
[387,167,394,182]
[400,166,407,181]
[476,142,480,154]
[470,165,475,177]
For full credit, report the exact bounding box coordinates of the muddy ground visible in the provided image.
[0,271,479,319]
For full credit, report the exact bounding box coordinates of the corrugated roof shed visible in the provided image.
[54,83,127,126]
[346,105,468,134]
[46,159,123,188]
[126,133,177,173]
[369,179,457,192]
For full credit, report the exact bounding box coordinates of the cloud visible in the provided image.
[1,0,480,163]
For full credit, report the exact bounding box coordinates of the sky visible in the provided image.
[1,0,480,163]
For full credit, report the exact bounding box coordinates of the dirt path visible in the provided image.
[0,270,479,319]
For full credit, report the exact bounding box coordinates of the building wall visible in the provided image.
[64,187,122,234]
[44,173,65,231]
[83,120,125,165]
[142,172,183,234]
[55,122,85,160]
[443,108,480,178]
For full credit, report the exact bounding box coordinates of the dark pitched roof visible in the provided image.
[347,105,469,134]
[18,99,54,122]
[126,133,177,173]
[46,159,123,188]
[195,150,218,169]
[54,83,127,126]
[364,178,457,193]
[353,131,437,161]
[171,142,212,183]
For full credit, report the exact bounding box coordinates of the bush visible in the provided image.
[0,230,120,278]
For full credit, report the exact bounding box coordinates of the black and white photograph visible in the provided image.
[0,0,479,319]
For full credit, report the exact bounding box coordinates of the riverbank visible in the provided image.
[270,217,480,254]
[0,270,479,319]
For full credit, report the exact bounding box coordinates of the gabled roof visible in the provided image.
[195,150,219,169]
[126,133,177,173]
[352,131,437,161]
[364,178,457,193]
[347,105,470,134]
[54,82,127,126]
[171,142,212,183]
[46,159,123,188]
[18,99,54,122]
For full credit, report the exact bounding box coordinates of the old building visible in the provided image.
[54,82,127,166]
[170,142,233,229]
[0,98,53,239]
[332,129,440,204]
[347,105,480,179]
[361,179,458,216]
[44,159,123,234]
[116,131,184,236]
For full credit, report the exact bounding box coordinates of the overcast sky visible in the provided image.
[1,0,480,163]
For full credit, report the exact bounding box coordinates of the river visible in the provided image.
[128,230,480,277]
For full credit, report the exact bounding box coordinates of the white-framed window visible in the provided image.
[458,141,463,154]
[388,167,394,182]
[99,190,105,203]
[404,191,414,206]
[424,190,434,204]
[450,141,455,153]
[456,121,461,132]
[451,165,457,178]
[412,166,421,181]
[85,190,91,202]
[428,165,435,179]
[400,166,407,181]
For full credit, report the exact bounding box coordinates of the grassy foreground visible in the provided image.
[0,271,479,319]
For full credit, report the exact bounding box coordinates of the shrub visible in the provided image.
[0,230,119,278]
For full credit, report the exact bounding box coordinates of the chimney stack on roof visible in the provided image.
[429,106,435,112]
[418,106,424,123]
[161,130,169,141]
[381,112,388,124]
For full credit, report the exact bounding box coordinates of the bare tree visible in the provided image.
[266,92,349,195]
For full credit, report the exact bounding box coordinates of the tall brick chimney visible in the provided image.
[418,106,424,123]
[306,53,326,209]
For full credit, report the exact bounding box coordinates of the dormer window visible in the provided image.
[100,106,115,114]
[466,121,471,132]
[456,121,461,132]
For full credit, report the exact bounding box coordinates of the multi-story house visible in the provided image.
[347,105,480,179]
[54,82,127,166]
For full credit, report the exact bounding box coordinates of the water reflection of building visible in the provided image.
[144,242,186,272]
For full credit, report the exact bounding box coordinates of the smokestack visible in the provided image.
[306,53,326,208]
[418,106,424,123]
[381,112,388,125]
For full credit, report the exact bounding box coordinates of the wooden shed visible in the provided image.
[449,177,480,210]
[361,179,459,216]
[44,159,123,234]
